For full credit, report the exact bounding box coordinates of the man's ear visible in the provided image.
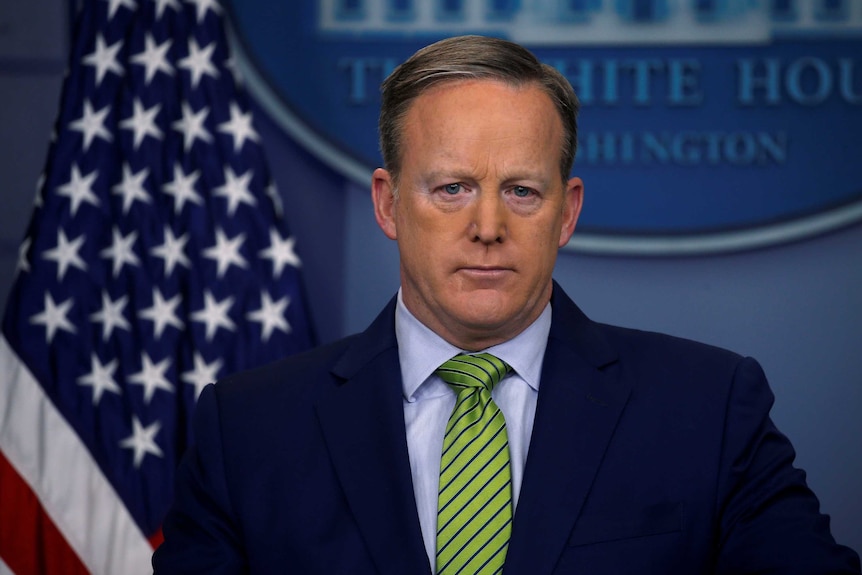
[558,176,584,247]
[372,168,398,240]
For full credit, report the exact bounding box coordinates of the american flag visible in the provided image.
[0,0,315,572]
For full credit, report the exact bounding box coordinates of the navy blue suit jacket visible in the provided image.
[153,285,860,574]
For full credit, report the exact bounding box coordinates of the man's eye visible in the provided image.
[443,183,462,195]
[513,186,532,198]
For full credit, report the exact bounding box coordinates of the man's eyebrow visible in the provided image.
[419,169,472,184]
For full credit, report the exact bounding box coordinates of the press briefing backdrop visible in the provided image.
[1,0,860,568]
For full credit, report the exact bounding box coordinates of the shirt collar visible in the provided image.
[395,289,551,402]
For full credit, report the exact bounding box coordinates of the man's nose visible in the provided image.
[470,190,506,244]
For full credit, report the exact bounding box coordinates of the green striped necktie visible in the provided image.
[435,353,513,575]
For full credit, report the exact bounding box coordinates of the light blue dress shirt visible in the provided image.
[395,290,551,571]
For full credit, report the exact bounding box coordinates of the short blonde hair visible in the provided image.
[378,35,580,185]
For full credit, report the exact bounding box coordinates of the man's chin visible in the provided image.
[449,295,513,330]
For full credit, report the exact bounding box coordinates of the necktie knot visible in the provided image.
[435,353,511,394]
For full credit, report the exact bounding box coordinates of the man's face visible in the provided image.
[372,79,583,351]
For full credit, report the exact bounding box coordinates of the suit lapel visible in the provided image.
[504,286,631,575]
[314,300,431,575]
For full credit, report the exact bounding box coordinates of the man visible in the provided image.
[153,35,860,574]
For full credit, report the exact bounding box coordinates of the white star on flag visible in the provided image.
[178,38,219,88]
[83,34,124,84]
[218,102,260,151]
[16,237,32,275]
[130,34,173,84]
[203,228,248,278]
[214,166,256,216]
[191,291,236,341]
[153,0,181,19]
[90,292,132,341]
[56,164,100,216]
[100,227,141,277]
[104,0,137,20]
[128,351,174,404]
[77,354,122,405]
[139,288,184,338]
[34,173,46,208]
[42,229,87,281]
[260,228,302,277]
[172,102,212,151]
[69,100,113,151]
[120,99,163,149]
[162,164,203,214]
[29,292,77,344]
[150,227,191,276]
[185,0,222,23]
[224,54,243,86]
[247,291,291,342]
[266,181,284,217]
[112,164,152,213]
[182,352,223,399]
[119,416,164,469]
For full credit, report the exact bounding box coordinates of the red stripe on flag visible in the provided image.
[149,527,164,550]
[0,450,90,575]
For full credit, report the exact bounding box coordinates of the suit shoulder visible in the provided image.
[549,286,746,375]
[214,333,362,402]
[596,321,750,379]
[586,322,772,419]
